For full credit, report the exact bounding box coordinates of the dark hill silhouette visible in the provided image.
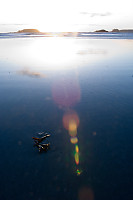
[112,29,120,32]
[111,29,133,33]
[95,29,108,33]
[17,29,40,33]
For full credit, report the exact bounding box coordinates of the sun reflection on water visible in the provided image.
[29,37,78,69]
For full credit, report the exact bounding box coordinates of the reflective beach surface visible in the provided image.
[0,37,133,200]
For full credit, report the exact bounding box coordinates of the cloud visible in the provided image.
[0,23,28,26]
[74,23,98,26]
[80,12,112,17]
[18,69,46,78]
[77,48,107,55]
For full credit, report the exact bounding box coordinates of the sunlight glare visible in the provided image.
[29,37,78,70]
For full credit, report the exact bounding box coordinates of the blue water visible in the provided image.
[1,32,133,39]
[0,37,133,200]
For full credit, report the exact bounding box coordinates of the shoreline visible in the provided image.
[1,32,133,39]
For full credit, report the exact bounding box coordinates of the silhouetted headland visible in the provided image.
[95,29,133,33]
[1,28,133,38]
[17,29,40,33]
[95,29,108,33]
[111,29,133,33]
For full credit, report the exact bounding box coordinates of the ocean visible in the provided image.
[0,35,133,200]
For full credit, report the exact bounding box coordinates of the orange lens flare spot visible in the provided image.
[70,137,78,144]
[63,110,79,131]
[75,152,79,165]
[69,120,77,131]
[68,119,77,137]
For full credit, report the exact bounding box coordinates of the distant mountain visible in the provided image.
[95,29,108,33]
[93,29,133,33]
[111,29,120,32]
[17,29,40,33]
[111,29,133,33]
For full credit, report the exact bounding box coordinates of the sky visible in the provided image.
[0,0,133,32]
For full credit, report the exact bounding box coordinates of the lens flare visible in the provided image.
[63,110,81,172]
[70,137,78,144]
[75,152,79,165]
[69,129,77,137]
[76,169,82,176]
[52,76,80,107]
[75,144,79,153]
[69,120,77,132]
[63,110,79,131]
[74,144,80,165]
[69,120,77,137]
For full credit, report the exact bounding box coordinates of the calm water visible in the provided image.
[0,37,133,200]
